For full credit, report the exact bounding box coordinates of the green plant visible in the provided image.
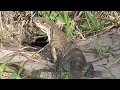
[0,54,16,73]
[39,11,57,21]
[0,54,17,79]
[37,11,119,39]
[0,53,25,79]
[8,61,25,79]
[61,11,75,37]
[80,11,104,32]
[90,45,113,56]
[104,11,117,23]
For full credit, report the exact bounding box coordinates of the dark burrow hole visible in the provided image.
[30,36,49,47]
[21,34,49,50]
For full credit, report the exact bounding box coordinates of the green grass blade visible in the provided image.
[80,22,93,30]
[85,11,98,29]
[18,61,25,76]
[0,54,16,72]
[1,54,16,67]
[63,11,68,23]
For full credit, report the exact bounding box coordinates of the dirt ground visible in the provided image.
[78,27,120,79]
